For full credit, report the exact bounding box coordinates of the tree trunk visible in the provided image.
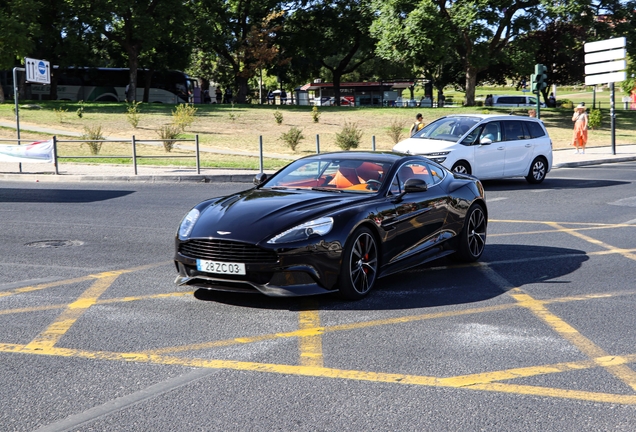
[465,65,477,106]
[127,50,139,102]
[143,69,153,103]
[49,71,58,100]
[235,75,249,104]
[332,73,342,106]
[0,84,5,104]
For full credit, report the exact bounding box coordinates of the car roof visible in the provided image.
[299,151,405,163]
[443,114,544,122]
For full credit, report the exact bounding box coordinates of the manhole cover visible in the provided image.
[25,240,84,248]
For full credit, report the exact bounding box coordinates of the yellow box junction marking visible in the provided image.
[1,219,636,405]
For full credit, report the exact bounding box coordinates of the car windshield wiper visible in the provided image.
[311,187,343,193]
[269,186,289,190]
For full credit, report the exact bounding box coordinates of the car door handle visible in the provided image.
[525,144,532,147]
[497,147,505,151]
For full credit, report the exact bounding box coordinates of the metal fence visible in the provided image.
[2,133,387,175]
[0,135,201,175]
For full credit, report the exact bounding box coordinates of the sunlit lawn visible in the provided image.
[1,86,634,170]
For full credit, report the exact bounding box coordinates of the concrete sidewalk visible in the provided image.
[1,144,635,184]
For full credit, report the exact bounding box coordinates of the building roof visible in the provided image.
[300,81,414,91]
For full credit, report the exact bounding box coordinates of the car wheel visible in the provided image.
[338,227,378,300]
[455,204,487,262]
[526,157,547,184]
[451,161,471,175]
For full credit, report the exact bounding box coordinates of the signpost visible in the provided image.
[13,58,51,172]
[584,37,626,155]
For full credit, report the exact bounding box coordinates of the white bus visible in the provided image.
[4,67,202,103]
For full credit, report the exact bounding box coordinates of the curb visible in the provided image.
[0,173,257,183]
[553,155,636,169]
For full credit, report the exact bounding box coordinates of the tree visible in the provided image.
[283,0,376,106]
[29,0,107,100]
[0,0,40,103]
[191,0,285,104]
[372,0,594,106]
[508,22,588,101]
[68,0,192,102]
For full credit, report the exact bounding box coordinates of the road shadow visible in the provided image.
[193,244,588,311]
[0,188,134,203]
[482,177,628,191]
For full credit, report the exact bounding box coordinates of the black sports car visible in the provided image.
[174,152,487,299]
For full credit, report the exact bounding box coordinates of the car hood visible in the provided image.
[189,188,366,243]
[393,138,457,154]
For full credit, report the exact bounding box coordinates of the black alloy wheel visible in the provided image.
[339,227,379,300]
[526,157,547,184]
[451,161,471,175]
[455,204,487,262]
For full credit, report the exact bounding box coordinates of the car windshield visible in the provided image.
[412,117,481,142]
[263,158,392,193]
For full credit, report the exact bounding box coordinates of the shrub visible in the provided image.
[335,121,362,151]
[273,109,283,125]
[311,106,320,123]
[80,125,105,155]
[387,118,407,144]
[588,109,602,130]
[53,107,68,123]
[279,126,305,151]
[560,99,573,109]
[172,103,197,131]
[125,101,142,128]
[157,124,182,152]
[76,100,85,118]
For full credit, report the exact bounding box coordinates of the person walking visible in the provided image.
[571,103,588,154]
[410,113,425,136]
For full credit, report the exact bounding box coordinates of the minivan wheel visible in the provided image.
[526,157,547,184]
[451,161,471,175]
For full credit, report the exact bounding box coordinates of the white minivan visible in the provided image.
[392,114,553,183]
[492,95,545,107]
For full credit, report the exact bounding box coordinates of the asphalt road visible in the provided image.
[1,163,636,431]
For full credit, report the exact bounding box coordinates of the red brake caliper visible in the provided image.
[362,239,368,274]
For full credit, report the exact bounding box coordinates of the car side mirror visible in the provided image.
[253,172,267,186]
[404,178,428,193]
[480,137,493,145]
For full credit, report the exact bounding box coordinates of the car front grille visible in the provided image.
[179,239,278,263]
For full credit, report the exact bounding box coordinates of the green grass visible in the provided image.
[2,87,635,172]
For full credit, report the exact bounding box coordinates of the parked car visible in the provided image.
[491,94,545,107]
[174,152,487,299]
[392,114,553,184]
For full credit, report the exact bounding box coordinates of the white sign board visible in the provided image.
[584,37,627,53]
[584,37,626,86]
[585,60,627,75]
[25,58,51,84]
[585,71,627,86]
[585,49,627,64]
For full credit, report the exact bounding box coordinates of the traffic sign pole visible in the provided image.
[584,37,626,156]
[12,67,23,173]
[610,82,616,154]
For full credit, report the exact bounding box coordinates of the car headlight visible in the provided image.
[424,151,449,163]
[267,217,333,244]
[178,209,200,240]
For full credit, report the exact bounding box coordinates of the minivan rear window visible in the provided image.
[502,121,526,140]
[525,121,546,138]
[497,97,525,104]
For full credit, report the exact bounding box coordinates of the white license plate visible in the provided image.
[196,260,246,275]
